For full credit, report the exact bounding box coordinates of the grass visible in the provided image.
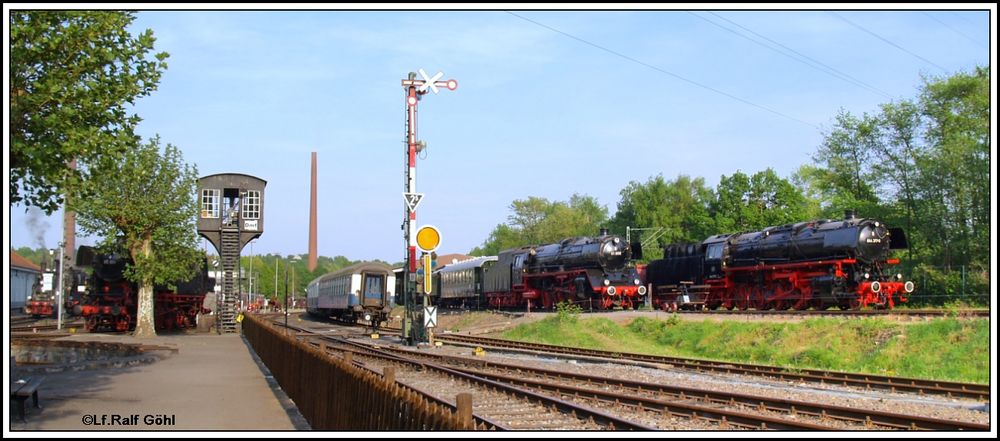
[499,315,989,384]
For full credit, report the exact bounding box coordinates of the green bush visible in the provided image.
[555,301,583,324]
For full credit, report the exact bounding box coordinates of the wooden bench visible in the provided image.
[10,376,44,421]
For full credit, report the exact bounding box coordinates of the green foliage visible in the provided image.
[505,316,988,383]
[711,168,809,233]
[808,66,988,278]
[10,11,169,213]
[470,194,608,254]
[664,313,681,327]
[236,253,389,302]
[608,174,715,254]
[555,301,583,323]
[13,246,56,268]
[904,264,990,307]
[73,136,200,335]
[607,170,808,262]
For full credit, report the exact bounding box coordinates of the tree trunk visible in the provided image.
[133,238,157,338]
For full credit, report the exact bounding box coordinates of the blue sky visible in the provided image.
[6,7,994,263]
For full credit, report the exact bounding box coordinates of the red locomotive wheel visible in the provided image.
[750,286,766,310]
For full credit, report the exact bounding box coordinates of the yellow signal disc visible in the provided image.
[416,225,441,252]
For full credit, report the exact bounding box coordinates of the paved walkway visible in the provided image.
[9,332,308,431]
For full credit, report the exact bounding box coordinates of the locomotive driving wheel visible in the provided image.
[792,289,811,310]
[839,297,862,310]
[734,286,750,311]
[750,286,766,310]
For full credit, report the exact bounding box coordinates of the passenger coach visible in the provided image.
[432,256,498,309]
[307,261,394,327]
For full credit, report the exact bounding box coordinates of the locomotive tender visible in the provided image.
[306,261,395,328]
[646,210,914,311]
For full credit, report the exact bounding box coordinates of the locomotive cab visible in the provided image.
[702,235,731,280]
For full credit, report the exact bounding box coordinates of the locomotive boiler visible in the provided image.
[483,229,646,310]
[646,211,915,311]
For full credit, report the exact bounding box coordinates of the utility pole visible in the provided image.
[400,69,456,345]
[56,242,64,330]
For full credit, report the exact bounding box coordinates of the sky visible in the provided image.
[5,5,996,264]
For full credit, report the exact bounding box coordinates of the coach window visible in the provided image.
[201,189,220,218]
[243,191,261,220]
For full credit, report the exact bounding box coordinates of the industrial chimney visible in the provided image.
[308,152,318,272]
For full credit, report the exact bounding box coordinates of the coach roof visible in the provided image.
[309,261,393,285]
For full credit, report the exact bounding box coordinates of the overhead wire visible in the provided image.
[504,11,820,130]
[829,12,950,73]
[694,11,893,99]
[920,11,988,49]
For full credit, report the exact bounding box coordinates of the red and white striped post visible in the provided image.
[400,70,457,345]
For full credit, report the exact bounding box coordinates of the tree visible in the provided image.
[807,67,989,305]
[609,174,715,252]
[809,66,989,272]
[470,194,609,254]
[10,11,168,213]
[73,137,200,337]
[917,67,989,269]
[712,169,809,232]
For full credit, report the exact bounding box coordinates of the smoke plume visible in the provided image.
[25,206,49,250]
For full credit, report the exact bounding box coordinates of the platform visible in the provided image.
[7,332,308,431]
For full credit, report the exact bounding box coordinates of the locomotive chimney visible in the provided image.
[599,227,609,236]
[308,152,318,272]
[844,209,856,220]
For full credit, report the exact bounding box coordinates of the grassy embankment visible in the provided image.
[500,312,989,384]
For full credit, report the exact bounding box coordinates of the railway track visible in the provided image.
[348,338,987,431]
[672,308,989,318]
[10,322,85,333]
[282,325,643,430]
[275,320,986,430]
[432,333,990,402]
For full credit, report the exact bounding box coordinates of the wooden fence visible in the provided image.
[243,314,484,430]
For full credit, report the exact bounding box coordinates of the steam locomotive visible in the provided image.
[23,257,87,318]
[74,246,215,332]
[482,229,646,310]
[645,210,914,311]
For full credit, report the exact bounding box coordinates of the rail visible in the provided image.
[242,314,486,430]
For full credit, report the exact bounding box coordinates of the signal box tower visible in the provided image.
[197,173,266,333]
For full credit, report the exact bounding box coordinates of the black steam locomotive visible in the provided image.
[645,211,914,311]
[483,229,646,310]
[75,246,215,332]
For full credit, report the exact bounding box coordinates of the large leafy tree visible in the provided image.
[808,67,988,271]
[806,67,989,303]
[10,11,168,213]
[712,169,809,233]
[609,174,715,253]
[917,67,989,269]
[73,137,201,337]
[470,194,609,255]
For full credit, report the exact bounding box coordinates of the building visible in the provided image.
[435,253,473,269]
[10,250,41,312]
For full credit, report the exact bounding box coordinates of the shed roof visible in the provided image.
[10,250,41,273]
